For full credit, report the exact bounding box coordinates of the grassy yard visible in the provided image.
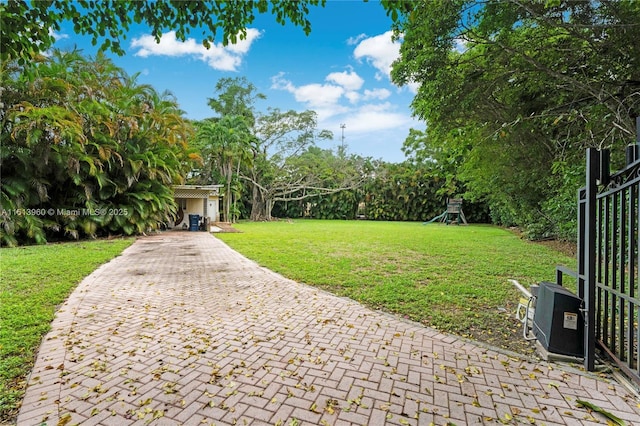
[0,221,578,423]
[217,220,577,354]
[0,238,133,423]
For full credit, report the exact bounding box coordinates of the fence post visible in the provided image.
[577,188,585,300]
[583,148,599,371]
[629,117,640,164]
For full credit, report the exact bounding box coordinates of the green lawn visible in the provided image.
[0,238,133,423]
[217,220,577,352]
[0,221,578,423]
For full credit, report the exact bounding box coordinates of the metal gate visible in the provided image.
[558,118,640,387]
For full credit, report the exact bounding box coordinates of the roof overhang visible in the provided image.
[173,185,223,198]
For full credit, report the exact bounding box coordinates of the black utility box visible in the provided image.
[533,281,584,358]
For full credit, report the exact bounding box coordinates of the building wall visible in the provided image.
[174,198,204,229]
[172,186,222,230]
[208,196,220,223]
[173,196,220,229]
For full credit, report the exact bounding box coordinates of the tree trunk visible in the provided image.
[265,198,273,221]
[250,182,266,221]
[223,162,233,223]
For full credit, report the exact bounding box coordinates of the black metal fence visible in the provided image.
[558,118,640,387]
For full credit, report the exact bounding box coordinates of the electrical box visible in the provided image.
[533,281,584,358]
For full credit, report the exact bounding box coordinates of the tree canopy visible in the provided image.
[1,0,326,63]
[389,0,640,238]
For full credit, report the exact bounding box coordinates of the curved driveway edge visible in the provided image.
[18,232,640,425]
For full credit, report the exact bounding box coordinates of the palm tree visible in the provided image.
[1,50,194,245]
[194,115,253,222]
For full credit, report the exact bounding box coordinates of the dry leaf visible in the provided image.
[57,413,72,426]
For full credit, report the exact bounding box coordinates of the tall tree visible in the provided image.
[386,0,640,238]
[246,108,364,220]
[193,116,254,223]
[272,147,371,220]
[207,77,266,127]
[194,77,264,222]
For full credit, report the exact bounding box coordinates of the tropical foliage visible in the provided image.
[186,76,489,224]
[388,0,640,239]
[192,116,254,223]
[190,77,370,223]
[364,162,448,222]
[358,160,487,223]
[1,50,195,246]
[271,147,371,220]
[191,77,264,222]
[5,1,637,241]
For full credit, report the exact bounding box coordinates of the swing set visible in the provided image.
[423,198,468,225]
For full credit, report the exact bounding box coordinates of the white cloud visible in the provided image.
[453,36,468,53]
[347,33,367,46]
[363,88,391,101]
[345,103,412,133]
[318,102,425,162]
[271,73,344,110]
[353,31,400,80]
[50,29,68,41]
[271,70,421,160]
[271,72,410,125]
[320,103,414,136]
[271,74,348,121]
[344,88,390,104]
[313,105,351,122]
[295,83,344,107]
[326,69,364,91]
[345,91,361,104]
[272,70,389,109]
[270,72,295,91]
[406,82,420,94]
[130,29,261,71]
[225,30,261,54]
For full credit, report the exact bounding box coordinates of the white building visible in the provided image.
[172,185,223,231]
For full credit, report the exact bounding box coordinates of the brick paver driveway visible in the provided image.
[18,232,640,425]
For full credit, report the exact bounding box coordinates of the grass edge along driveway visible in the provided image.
[217,220,576,355]
[0,238,133,423]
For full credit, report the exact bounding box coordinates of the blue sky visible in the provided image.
[52,1,423,163]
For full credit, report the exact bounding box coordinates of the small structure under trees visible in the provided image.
[423,198,468,225]
[172,185,223,230]
[443,198,468,225]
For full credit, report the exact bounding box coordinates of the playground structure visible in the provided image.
[423,198,468,225]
